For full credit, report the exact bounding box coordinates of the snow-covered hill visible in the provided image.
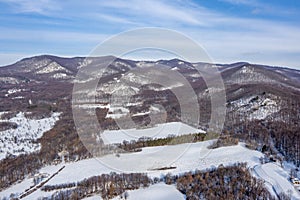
[0,112,60,160]
[1,138,299,199]
[0,141,263,199]
[228,94,280,120]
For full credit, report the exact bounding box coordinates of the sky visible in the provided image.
[0,0,300,69]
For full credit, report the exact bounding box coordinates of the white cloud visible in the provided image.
[0,0,299,68]
[99,0,208,26]
[220,0,255,6]
[220,0,296,16]
[0,0,60,14]
[0,28,108,43]
[91,13,139,25]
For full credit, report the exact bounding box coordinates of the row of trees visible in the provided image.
[118,133,206,152]
[43,172,150,200]
[207,135,239,149]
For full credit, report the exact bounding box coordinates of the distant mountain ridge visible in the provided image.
[1,54,300,118]
[1,55,300,84]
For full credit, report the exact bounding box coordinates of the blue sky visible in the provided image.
[0,0,299,68]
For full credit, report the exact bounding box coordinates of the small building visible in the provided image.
[291,178,300,189]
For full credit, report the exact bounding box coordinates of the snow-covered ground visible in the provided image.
[0,141,264,199]
[102,122,205,145]
[282,161,300,180]
[112,183,185,200]
[150,83,184,91]
[0,112,60,160]
[73,103,129,119]
[73,102,162,120]
[4,88,24,97]
[229,95,279,120]
[0,77,20,84]
[83,183,184,200]
[1,120,298,199]
[35,61,70,74]
[106,106,130,119]
[83,195,103,200]
[253,163,300,200]
[227,65,275,85]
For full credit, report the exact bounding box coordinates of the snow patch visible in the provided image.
[5,88,24,97]
[0,112,60,160]
[229,95,280,120]
[52,73,69,79]
[101,122,205,145]
[112,183,184,200]
[0,77,20,84]
[74,103,129,119]
[36,62,70,74]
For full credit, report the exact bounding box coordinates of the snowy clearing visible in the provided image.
[112,183,185,200]
[83,183,184,200]
[0,112,60,160]
[101,122,205,145]
[83,195,103,200]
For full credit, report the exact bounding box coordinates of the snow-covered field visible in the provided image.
[112,183,185,200]
[102,122,205,145]
[1,139,298,199]
[83,195,102,200]
[0,141,264,199]
[83,183,184,200]
[0,112,60,160]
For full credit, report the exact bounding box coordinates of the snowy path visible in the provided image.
[254,163,300,200]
